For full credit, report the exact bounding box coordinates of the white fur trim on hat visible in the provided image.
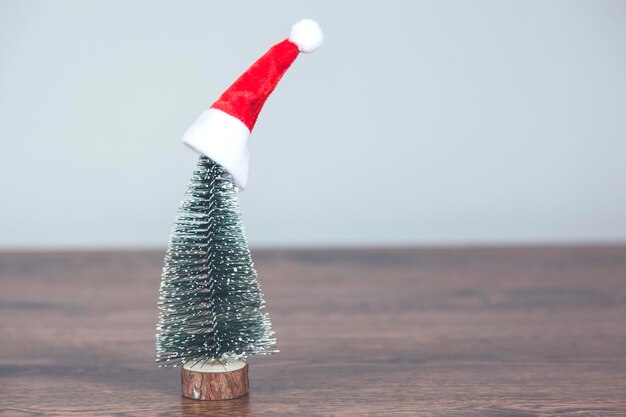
[181,108,251,190]
[289,19,324,53]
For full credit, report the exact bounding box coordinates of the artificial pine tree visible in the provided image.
[156,19,323,400]
[156,156,277,366]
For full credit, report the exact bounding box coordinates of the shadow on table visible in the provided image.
[180,395,250,417]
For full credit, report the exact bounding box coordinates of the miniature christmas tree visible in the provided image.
[155,19,323,400]
[156,156,277,366]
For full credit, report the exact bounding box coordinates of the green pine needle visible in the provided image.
[156,156,277,366]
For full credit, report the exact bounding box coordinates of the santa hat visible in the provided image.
[181,19,324,190]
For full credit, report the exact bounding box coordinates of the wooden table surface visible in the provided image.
[1,247,625,417]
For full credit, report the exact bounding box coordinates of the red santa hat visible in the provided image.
[182,19,324,190]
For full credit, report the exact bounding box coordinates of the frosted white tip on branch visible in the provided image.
[289,19,324,53]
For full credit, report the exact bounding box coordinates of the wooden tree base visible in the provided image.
[181,360,249,401]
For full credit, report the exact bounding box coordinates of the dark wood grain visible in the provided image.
[0,247,625,416]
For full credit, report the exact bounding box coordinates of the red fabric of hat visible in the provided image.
[182,19,324,190]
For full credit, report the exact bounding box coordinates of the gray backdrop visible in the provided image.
[1,0,625,249]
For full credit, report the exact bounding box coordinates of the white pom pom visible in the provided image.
[289,19,324,53]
